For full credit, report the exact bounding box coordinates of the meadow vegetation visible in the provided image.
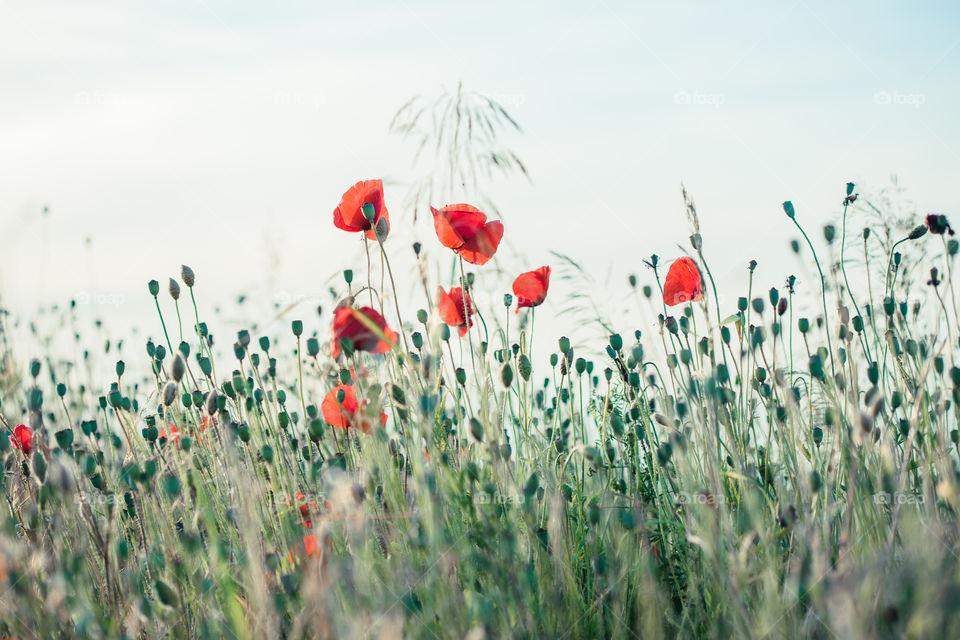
[1,175,959,639]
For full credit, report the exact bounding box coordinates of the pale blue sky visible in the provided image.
[1,0,959,349]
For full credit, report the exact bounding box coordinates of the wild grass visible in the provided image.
[0,185,959,640]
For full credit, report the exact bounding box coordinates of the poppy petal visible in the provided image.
[432,205,487,250]
[457,221,503,266]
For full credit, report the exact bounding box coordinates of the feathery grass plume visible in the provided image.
[390,81,528,221]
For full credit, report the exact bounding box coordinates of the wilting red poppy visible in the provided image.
[437,287,474,336]
[333,180,390,241]
[331,306,398,358]
[512,266,551,313]
[10,424,32,456]
[321,384,388,434]
[926,213,955,236]
[663,257,703,306]
[432,204,503,265]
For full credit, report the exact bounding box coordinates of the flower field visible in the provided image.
[0,179,959,639]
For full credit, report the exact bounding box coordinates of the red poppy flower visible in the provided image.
[321,384,388,434]
[159,424,180,445]
[303,533,319,557]
[333,180,390,241]
[512,266,551,313]
[10,424,32,456]
[437,286,474,336]
[331,306,398,358]
[295,491,318,528]
[663,257,703,306]
[431,204,503,266]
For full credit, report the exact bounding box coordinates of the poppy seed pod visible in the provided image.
[181,265,195,287]
[171,355,186,382]
[162,381,177,406]
[168,278,180,300]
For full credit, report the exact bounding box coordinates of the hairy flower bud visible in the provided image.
[168,278,181,300]
[162,381,177,406]
[181,265,195,287]
[171,355,186,383]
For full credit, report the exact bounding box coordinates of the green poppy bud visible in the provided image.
[501,364,514,387]
[148,280,160,297]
